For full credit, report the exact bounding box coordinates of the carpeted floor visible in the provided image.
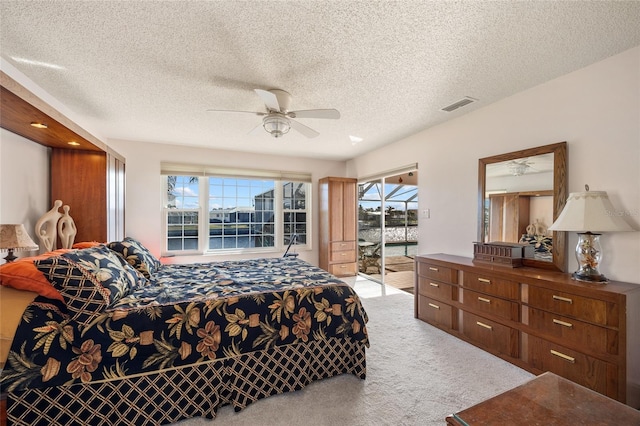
[175,293,533,426]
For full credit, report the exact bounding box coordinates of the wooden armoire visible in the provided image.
[318,177,358,277]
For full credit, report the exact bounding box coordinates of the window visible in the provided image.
[162,166,311,255]
[166,176,199,251]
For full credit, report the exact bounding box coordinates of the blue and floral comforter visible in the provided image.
[1,257,369,392]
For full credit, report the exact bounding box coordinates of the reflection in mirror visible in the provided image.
[485,153,554,260]
[478,142,567,272]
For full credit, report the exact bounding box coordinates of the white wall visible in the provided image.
[0,129,50,263]
[348,46,640,284]
[107,139,347,265]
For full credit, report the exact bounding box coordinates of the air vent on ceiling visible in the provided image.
[441,97,477,113]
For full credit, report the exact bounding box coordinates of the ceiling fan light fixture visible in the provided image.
[263,115,291,138]
[508,162,528,176]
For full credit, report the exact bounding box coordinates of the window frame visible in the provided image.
[162,172,311,256]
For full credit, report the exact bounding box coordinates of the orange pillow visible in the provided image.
[72,241,103,249]
[0,249,70,302]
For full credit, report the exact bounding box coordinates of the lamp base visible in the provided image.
[572,232,608,284]
[571,271,608,283]
[3,249,17,263]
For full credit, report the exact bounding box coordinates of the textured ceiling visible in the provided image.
[1,1,640,161]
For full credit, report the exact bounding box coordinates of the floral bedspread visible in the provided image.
[1,257,369,392]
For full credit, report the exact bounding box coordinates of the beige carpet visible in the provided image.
[175,293,534,426]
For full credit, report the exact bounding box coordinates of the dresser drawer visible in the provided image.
[328,262,357,277]
[417,277,453,302]
[463,271,518,300]
[330,249,357,263]
[330,241,356,252]
[462,288,518,321]
[526,335,617,400]
[526,286,612,326]
[462,311,518,358]
[417,295,454,329]
[417,262,457,284]
[523,307,615,356]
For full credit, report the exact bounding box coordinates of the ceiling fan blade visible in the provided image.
[206,109,267,116]
[288,109,340,119]
[289,119,319,138]
[254,89,281,112]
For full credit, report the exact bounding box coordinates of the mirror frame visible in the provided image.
[478,142,568,272]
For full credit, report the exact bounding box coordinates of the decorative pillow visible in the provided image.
[72,241,103,249]
[36,245,144,327]
[107,237,161,279]
[0,249,70,302]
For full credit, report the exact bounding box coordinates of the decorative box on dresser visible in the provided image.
[318,177,358,277]
[415,253,640,407]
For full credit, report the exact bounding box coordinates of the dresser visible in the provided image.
[415,254,640,407]
[318,177,358,277]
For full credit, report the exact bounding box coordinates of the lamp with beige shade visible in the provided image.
[0,224,39,263]
[548,185,635,282]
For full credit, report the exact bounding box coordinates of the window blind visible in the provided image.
[160,162,312,183]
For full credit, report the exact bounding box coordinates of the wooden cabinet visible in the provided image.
[318,177,357,277]
[51,148,125,244]
[415,254,640,407]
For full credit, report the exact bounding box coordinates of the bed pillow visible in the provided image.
[72,241,103,249]
[35,245,144,327]
[0,249,70,302]
[62,245,148,291]
[0,286,39,368]
[107,237,161,279]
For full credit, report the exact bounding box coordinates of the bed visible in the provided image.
[0,239,369,425]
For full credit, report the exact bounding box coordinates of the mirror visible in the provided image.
[478,142,567,272]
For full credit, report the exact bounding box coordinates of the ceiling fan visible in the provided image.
[507,159,536,176]
[207,89,340,138]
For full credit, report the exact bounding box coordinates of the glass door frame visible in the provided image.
[357,165,418,290]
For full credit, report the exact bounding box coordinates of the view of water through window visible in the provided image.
[166,176,307,252]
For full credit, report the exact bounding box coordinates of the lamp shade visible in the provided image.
[0,224,39,251]
[548,191,634,233]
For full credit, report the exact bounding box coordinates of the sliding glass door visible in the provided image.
[357,171,418,291]
[357,179,384,281]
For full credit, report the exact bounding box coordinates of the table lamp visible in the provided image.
[0,224,39,263]
[548,185,634,282]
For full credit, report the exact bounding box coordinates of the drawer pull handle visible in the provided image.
[429,267,439,272]
[550,349,575,363]
[428,303,440,310]
[478,278,491,283]
[552,295,573,304]
[478,296,491,304]
[553,319,573,328]
[476,321,493,330]
[429,282,440,288]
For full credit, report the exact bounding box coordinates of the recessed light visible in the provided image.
[30,122,48,129]
[67,141,81,146]
[349,135,363,145]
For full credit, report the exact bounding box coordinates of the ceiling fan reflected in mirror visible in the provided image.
[507,158,538,176]
[207,89,340,138]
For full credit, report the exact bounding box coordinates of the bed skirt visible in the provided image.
[7,337,366,425]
